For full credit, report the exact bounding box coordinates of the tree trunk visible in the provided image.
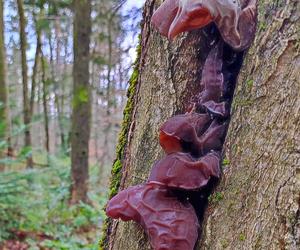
[30,14,42,118]
[101,0,299,249]
[17,0,33,168]
[70,0,92,204]
[0,0,9,171]
[40,53,50,154]
[198,0,300,249]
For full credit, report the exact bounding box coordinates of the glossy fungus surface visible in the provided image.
[149,152,220,190]
[105,3,258,249]
[151,0,179,37]
[106,184,199,250]
[159,113,211,155]
[160,113,226,156]
[151,0,258,50]
[197,42,229,117]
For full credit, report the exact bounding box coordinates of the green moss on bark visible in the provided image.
[98,37,141,250]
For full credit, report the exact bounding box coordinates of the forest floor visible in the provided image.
[0,152,108,250]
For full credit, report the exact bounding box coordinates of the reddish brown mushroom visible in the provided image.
[199,41,223,102]
[199,120,227,154]
[160,113,226,156]
[159,112,211,154]
[105,2,259,249]
[106,184,199,250]
[151,0,258,50]
[151,0,179,37]
[197,41,229,117]
[148,151,220,190]
[152,0,213,39]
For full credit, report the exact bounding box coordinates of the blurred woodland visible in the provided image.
[0,0,142,248]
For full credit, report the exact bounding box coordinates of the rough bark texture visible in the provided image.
[70,0,92,204]
[199,0,300,249]
[17,0,33,168]
[103,0,299,249]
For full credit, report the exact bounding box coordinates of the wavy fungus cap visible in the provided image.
[151,0,257,50]
[148,152,221,190]
[106,184,199,250]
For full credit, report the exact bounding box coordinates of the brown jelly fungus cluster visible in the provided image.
[106,1,258,249]
[151,0,258,50]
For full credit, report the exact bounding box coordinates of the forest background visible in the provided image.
[0,0,144,249]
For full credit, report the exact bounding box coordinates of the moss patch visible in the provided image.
[98,36,141,250]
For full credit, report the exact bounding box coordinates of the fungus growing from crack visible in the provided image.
[106,184,199,250]
[197,41,229,117]
[159,112,211,155]
[148,151,220,190]
[160,113,227,156]
[105,3,258,249]
[151,0,257,50]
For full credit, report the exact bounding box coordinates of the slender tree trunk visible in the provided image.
[101,0,299,249]
[49,28,66,153]
[99,17,114,182]
[17,0,33,168]
[54,19,66,152]
[106,19,113,115]
[60,33,69,151]
[37,73,43,147]
[30,15,42,118]
[70,0,92,204]
[40,53,50,153]
[0,0,9,171]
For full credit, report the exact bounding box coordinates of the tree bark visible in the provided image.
[17,0,33,168]
[30,14,42,118]
[198,0,300,249]
[101,0,299,249]
[0,0,9,170]
[40,53,50,153]
[70,0,92,204]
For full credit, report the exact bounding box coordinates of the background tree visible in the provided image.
[0,0,142,247]
[17,0,33,168]
[100,0,299,249]
[0,0,9,171]
[70,0,92,204]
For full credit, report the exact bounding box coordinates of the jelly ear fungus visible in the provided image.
[105,1,257,249]
[107,184,199,250]
[151,0,258,51]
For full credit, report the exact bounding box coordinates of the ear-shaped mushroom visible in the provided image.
[197,120,227,155]
[214,0,258,50]
[151,0,179,37]
[106,184,199,250]
[149,151,220,190]
[159,113,211,155]
[160,113,226,156]
[151,0,258,50]
[168,0,213,39]
[199,41,223,103]
[197,42,229,117]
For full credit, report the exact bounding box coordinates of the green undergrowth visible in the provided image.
[0,152,107,250]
